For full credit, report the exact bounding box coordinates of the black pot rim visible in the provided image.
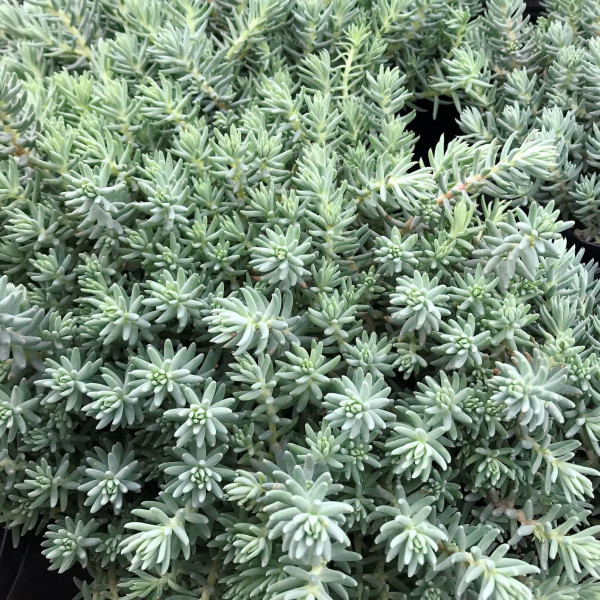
[563,227,600,249]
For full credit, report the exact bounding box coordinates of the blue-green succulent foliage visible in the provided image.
[0,1,599,600]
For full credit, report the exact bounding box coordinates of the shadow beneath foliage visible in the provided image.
[0,530,87,600]
[524,0,543,22]
[410,99,463,164]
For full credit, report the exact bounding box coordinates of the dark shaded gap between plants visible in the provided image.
[0,530,88,600]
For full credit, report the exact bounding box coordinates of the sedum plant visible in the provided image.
[445,0,600,241]
[0,2,599,600]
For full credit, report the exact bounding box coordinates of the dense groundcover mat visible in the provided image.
[1,1,600,599]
